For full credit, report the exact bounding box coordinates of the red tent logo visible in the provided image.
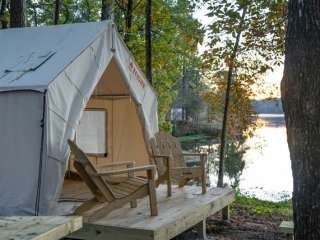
[128,61,145,89]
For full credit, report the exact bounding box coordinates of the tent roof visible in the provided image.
[0,21,112,92]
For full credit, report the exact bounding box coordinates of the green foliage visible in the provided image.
[114,0,204,130]
[224,142,247,188]
[203,0,286,72]
[203,71,257,141]
[201,0,287,190]
[234,193,292,218]
[26,0,101,26]
[202,0,287,140]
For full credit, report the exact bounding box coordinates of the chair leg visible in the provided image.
[167,181,172,197]
[165,158,172,197]
[200,155,207,194]
[178,177,189,188]
[147,169,158,216]
[201,173,206,194]
[130,200,137,208]
[148,182,158,216]
[167,172,172,197]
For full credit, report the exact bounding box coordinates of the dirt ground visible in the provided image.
[174,203,291,240]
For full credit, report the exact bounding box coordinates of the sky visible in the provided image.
[193,6,283,99]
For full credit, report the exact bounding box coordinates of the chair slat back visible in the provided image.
[68,140,115,202]
[150,131,185,176]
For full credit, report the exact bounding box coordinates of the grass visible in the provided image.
[233,193,293,218]
[177,134,210,143]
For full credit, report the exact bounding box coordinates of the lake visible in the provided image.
[207,114,292,202]
[239,114,292,201]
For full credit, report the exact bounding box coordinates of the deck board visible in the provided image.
[66,184,235,240]
[0,216,82,240]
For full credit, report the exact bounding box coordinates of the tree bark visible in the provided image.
[0,0,8,28]
[145,0,152,84]
[281,1,320,239]
[10,0,25,27]
[124,0,133,43]
[101,0,113,20]
[217,5,247,187]
[54,0,60,25]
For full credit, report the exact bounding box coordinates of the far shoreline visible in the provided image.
[256,113,285,127]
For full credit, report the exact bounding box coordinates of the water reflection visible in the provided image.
[205,114,292,202]
[240,120,292,201]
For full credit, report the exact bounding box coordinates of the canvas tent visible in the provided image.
[0,21,158,216]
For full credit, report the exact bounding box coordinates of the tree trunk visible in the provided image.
[54,0,60,25]
[145,0,152,84]
[281,1,320,239]
[101,0,113,20]
[0,0,8,28]
[217,5,247,187]
[10,0,25,27]
[124,0,133,43]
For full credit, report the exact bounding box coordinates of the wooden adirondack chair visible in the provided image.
[150,131,207,197]
[67,140,158,222]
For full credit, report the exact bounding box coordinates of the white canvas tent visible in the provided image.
[0,21,159,215]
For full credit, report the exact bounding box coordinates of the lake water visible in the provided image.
[207,114,292,202]
[239,114,292,201]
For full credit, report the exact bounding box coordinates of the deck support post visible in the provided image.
[196,218,208,240]
[222,206,230,220]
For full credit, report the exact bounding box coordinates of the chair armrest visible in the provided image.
[172,166,201,170]
[183,153,207,165]
[98,161,135,169]
[182,152,208,157]
[95,165,156,176]
[152,154,170,159]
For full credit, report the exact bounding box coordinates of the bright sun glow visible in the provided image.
[193,6,284,99]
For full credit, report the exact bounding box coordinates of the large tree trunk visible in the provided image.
[54,0,60,25]
[10,0,25,27]
[0,0,8,28]
[281,1,320,239]
[145,0,152,84]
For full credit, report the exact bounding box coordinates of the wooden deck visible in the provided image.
[62,180,235,240]
[0,216,82,240]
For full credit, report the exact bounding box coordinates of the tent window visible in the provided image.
[76,109,107,157]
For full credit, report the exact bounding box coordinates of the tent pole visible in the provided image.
[35,90,47,216]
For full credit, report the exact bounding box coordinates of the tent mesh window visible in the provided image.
[75,109,108,157]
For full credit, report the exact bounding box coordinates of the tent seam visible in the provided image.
[46,21,111,89]
[63,71,85,99]
[48,154,65,163]
[48,107,77,130]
